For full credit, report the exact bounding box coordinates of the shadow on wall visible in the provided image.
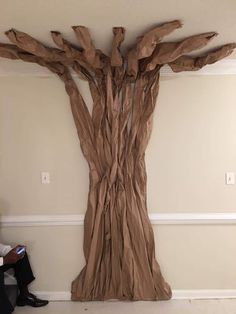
[0,198,11,237]
[0,198,11,215]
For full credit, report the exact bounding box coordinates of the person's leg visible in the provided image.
[11,252,35,298]
[2,252,48,307]
[11,252,48,307]
[0,268,14,314]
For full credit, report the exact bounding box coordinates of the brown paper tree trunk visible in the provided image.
[0,20,235,301]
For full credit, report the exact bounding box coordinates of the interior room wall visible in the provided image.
[1,74,236,292]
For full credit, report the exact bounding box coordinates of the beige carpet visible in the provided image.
[14,299,236,314]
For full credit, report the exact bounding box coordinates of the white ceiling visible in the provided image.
[0,0,236,74]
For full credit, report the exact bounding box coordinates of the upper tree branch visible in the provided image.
[5,28,97,72]
[51,31,95,80]
[168,43,236,72]
[1,24,235,78]
[111,27,125,67]
[72,26,105,69]
[127,20,182,78]
[0,43,23,59]
[145,32,217,70]
[111,27,126,90]
[5,29,71,64]
[59,68,104,175]
[0,42,66,75]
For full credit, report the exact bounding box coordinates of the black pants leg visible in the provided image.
[0,253,35,313]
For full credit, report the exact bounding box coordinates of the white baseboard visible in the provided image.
[35,291,71,301]
[6,274,236,300]
[32,290,236,301]
[172,290,236,299]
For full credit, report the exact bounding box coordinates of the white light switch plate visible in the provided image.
[225,172,235,185]
[41,172,50,184]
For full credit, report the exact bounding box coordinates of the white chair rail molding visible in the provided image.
[1,212,236,227]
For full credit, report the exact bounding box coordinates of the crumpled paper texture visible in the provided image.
[0,21,235,301]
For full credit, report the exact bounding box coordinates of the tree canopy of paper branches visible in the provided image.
[0,20,235,301]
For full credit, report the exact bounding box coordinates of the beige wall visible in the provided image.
[1,75,236,291]
[1,225,236,291]
[1,76,236,214]
[148,75,236,212]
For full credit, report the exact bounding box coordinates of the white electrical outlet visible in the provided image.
[41,172,50,184]
[225,172,235,185]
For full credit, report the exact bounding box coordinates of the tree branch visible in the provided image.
[0,42,66,75]
[0,43,24,59]
[168,43,236,72]
[51,31,96,80]
[135,69,160,158]
[72,26,105,69]
[111,27,125,67]
[4,28,99,71]
[145,32,217,70]
[126,20,182,78]
[135,20,182,59]
[59,68,104,175]
[5,29,70,64]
